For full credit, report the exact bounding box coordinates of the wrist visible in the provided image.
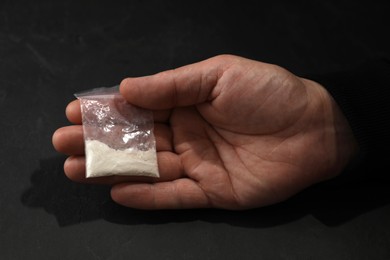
[302,78,359,180]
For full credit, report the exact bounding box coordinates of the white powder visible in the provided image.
[85,140,159,178]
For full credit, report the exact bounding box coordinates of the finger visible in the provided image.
[119,56,231,110]
[153,109,171,123]
[52,125,84,155]
[64,151,184,185]
[52,123,172,156]
[66,100,82,124]
[111,178,211,209]
[154,123,173,151]
[63,155,85,180]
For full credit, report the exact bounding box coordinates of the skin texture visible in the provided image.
[52,55,358,210]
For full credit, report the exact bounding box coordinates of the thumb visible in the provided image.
[119,57,224,110]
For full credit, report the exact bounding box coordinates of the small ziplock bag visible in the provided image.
[75,86,159,178]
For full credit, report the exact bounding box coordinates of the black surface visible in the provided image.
[1,1,390,259]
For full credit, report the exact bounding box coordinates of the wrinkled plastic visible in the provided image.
[75,86,159,178]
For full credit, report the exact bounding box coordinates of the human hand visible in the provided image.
[52,55,358,209]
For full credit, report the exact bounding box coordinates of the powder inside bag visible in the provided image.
[85,139,159,178]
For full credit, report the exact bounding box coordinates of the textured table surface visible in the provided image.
[1,1,390,259]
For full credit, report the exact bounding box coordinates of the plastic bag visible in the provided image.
[75,86,159,178]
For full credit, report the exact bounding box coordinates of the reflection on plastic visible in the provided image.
[75,86,159,178]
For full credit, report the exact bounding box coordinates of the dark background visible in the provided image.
[1,0,390,259]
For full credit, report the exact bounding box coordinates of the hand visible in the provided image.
[52,55,358,210]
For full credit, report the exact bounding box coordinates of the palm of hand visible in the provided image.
[170,61,336,209]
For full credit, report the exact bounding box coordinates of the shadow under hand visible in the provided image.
[303,180,390,226]
[21,157,390,228]
[21,156,113,226]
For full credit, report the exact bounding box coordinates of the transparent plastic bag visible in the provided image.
[75,86,159,178]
